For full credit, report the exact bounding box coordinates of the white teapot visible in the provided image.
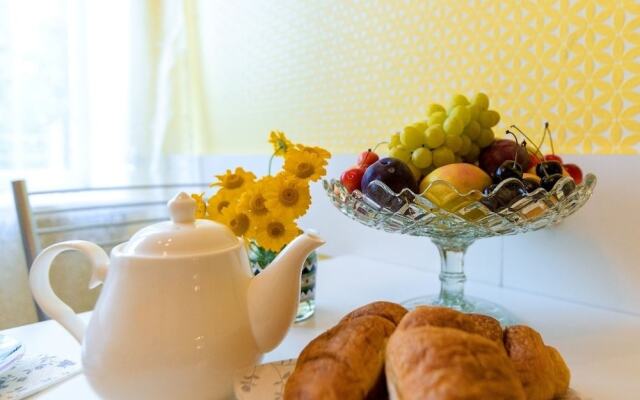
[29,192,324,399]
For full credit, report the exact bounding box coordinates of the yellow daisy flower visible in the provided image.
[191,193,207,218]
[264,174,311,219]
[283,148,327,182]
[220,207,252,237]
[236,177,274,219]
[250,215,300,252]
[269,130,293,157]
[211,167,256,192]
[206,189,236,222]
[295,144,331,161]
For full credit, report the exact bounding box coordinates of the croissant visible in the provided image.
[504,325,571,400]
[386,325,526,400]
[341,300,408,326]
[284,301,407,400]
[396,305,503,346]
[285,303,571,400]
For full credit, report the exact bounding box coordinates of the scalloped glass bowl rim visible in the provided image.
[329,173,596,203]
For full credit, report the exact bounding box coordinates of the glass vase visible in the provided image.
[247,241,317,322]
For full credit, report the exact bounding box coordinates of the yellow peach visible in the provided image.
[419,163,492,211]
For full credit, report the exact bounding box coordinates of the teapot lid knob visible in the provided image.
[168,192,196,224]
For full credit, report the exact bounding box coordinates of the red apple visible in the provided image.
[479,140,531,177]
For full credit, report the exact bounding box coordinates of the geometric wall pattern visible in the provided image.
[197,0,640,154]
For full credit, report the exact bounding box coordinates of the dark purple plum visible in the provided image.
[362,184,411,211]
[361,157,418,194]
[361,158,417,209]
[479,139,530,177]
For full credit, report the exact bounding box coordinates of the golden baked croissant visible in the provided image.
[504,325,571,400]
[286,303,570,400]
[396,306,503,346]
[386,326,526,400]
[284,301,407,400]
[390,306,570,400]
[341,300,408,326]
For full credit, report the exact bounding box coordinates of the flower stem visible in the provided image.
[268,152,277,176]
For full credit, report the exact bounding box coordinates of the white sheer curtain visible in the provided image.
[128,0,210,182]
[0,0,206,328]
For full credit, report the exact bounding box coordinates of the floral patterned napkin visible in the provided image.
[233,358,588,400]
[0,354,81,400]
[234,358,295,400]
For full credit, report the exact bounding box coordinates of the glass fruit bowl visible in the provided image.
[323,173,597,325]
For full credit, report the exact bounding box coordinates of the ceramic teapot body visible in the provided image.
[29,193,324,399]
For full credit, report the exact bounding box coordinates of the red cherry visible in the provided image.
[340,166,365,193]
[563,163,583,184]
[357,149,379,168]
[544,154,563,164]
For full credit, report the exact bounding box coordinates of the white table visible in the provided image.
[3,254,640,399]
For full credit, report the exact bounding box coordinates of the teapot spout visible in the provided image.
[247,231,325,353]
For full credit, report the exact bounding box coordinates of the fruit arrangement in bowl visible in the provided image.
[325,93,597,324]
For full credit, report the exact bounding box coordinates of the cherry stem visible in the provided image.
[537,123,548,154]
[510,125,544,159]
[545,122,555,155]
[505,130,520,168]
[372,141,388,153]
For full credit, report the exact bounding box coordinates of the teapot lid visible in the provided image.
[118,192,240,257]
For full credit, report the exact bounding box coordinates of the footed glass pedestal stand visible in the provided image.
[402,238,517,325]
[324,174,596,326]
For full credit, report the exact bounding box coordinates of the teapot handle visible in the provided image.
[29,240,109,343]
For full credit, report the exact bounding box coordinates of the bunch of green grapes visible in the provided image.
[388,93,500,179]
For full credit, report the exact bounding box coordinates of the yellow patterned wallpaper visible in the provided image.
[196,0,640,154]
